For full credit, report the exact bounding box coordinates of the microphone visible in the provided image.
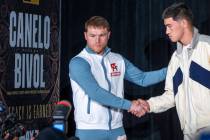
[52,100,71,134]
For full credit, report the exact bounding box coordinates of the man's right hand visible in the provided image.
[128,100,149,117]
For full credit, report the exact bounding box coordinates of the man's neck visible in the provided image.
[180,27,193,46]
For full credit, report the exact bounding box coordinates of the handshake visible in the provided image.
[128,99,150,118]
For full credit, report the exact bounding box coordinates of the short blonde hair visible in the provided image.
[85,16,110,32]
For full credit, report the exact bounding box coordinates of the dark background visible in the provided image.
[59,0,210,139]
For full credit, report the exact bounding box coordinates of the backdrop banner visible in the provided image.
[0,0,60,139]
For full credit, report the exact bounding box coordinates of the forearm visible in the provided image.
[124,57,167,87]
[87,85,132,110]
[139,68,167,87]
[147,90,175,113]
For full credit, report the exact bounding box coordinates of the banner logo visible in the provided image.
[111,63,118,72]
[23,0,39,5]
[110,63,121,77]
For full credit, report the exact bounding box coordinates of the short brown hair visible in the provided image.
[85,16,110,32]
[162,2,193,25]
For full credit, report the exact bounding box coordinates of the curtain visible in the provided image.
[60,0,210,139]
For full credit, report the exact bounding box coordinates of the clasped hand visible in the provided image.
[128,99,150,118]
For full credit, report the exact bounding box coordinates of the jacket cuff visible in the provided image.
[147,99,155,113]
[122,100,132,110]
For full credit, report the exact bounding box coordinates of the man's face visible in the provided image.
[84,26,110,55]
[164,17,184,42]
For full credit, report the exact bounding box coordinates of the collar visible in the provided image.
[176,27,199,55]
[85,45,111,57]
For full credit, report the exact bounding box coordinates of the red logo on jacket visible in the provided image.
[110,63,121,76]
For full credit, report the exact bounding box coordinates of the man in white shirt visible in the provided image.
[134,2,210,140]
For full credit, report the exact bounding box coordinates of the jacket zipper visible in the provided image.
[101,57,112,130]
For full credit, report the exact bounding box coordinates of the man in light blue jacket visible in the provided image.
[69,16,167,140]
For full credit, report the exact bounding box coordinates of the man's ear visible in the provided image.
[84,32,87,40]
[107,31,111,39]
[182,19,188,28]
